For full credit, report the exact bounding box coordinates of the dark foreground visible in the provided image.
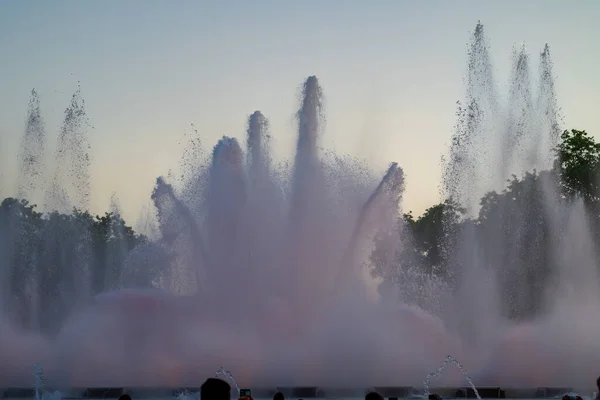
[0,387,593,399]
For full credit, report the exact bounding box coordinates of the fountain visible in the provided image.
[33,364,63,400]
[1,21,600,390]
[215,367,241,395]
[423,357,480,399]
[35,363,45,400]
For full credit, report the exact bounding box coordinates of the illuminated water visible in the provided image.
[2,22,600,389]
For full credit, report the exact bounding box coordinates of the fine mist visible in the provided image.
[0,75,459,388]
[1,22,600,390]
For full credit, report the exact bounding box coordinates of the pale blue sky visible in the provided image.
[1,0,599,225]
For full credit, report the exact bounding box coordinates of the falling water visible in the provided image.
[444,21,500,213]
[44,84,93,324]
[215,367,241,395]
[34,363,45,400]
[16,89,46,202]
[45,84,91,213]
[152,176,207,295]
[204,137,248,302]
[34,363,63,400]
[295,75,322,164]
[423,356,480,399]
[247,111,270,179]
[8,89,47,330]
[536,44,562,168]
[1,21,600,389]
[340,162,405,288]
[505,45,533,176]
[440,22,600,388]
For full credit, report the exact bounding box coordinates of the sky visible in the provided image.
[0,0,599,228]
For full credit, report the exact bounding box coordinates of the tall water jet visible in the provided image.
[178,123,207,209]
[487,47,534,319]
[291,76,324,205]
[286,76,329,328]
[2,91,48,331]
[444,21,499,212]
[16,89,46,203]
[467,22,498,113]
[295,76,322,165]
[204,137,247,306]
[441,25,563,359]
[505,45,533,175]
[244,111,285,296]
[247,111,270,180]
[440,27,565,347]
[535,44,561,169]
[438,23,600,388]
[45,84,91,213]
[442,22,502,352]
[0,90,47,330]
[38,85,94,325]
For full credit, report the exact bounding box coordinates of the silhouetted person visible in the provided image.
[201,378,231,400]
[596,376,600,400]
[365,392,384,400]
[118,395,132,400]
[273,392,285,400]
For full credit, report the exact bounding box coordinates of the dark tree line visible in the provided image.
[0,202,149,335]
[371,129,600,320]
[0,128,597,334]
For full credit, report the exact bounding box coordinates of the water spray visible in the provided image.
[34,363,45,400]
[423,356,481,400]
[215,367,240,395]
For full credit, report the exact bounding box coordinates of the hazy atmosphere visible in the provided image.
[2,0,600,391]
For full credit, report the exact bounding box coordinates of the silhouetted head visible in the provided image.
[118,395,131,400]
[201,378,231,400]
[273,392,285,400]
[365,392,384,400]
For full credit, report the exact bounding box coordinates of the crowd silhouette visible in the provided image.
[178,376,600,400]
